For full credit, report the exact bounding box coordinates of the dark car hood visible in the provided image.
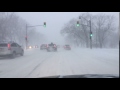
[40,74,119,78]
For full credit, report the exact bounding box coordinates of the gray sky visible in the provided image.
[17,12,119,44]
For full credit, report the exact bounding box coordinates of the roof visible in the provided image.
[0,41,15,44]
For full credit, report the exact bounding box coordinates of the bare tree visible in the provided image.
[60,13,93,48]
[60,13,117,48]
[93,14,116,48]
[0,12,47,48]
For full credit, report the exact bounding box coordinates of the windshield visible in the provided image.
[0,12,119,78]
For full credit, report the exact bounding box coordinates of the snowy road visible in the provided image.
[0,48,119,78]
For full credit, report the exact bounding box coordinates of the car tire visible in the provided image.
[20,50,24,56]
[10,52,16,59]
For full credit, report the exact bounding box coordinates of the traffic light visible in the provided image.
[44,22,46,27]
[90,32,93,37]
[77,21,80,27]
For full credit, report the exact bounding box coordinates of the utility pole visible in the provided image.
[119,12,120,45]
[26,24,28,50]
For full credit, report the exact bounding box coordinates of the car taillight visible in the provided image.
[54,45,56,47]
[7,44,11,50]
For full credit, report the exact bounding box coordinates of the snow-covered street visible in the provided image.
[0,48,119,78]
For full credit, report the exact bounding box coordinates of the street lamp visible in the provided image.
[79,16,92,49]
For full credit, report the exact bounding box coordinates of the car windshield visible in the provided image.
[0,12,119,78]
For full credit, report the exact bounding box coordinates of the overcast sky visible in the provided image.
[16,12,119,44]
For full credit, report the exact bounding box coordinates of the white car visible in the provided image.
[0,41,24,59]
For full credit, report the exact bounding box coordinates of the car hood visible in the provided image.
[39,74,119,78]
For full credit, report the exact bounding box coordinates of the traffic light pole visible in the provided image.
[25,24,45,50]
[89,20,92,49]
[79,16,92,49]
[26,24,28,50]
[118,12,120,43]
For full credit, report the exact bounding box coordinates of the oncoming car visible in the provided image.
[27,46,33,49]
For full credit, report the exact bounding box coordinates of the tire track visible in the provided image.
[25,52,55,78]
